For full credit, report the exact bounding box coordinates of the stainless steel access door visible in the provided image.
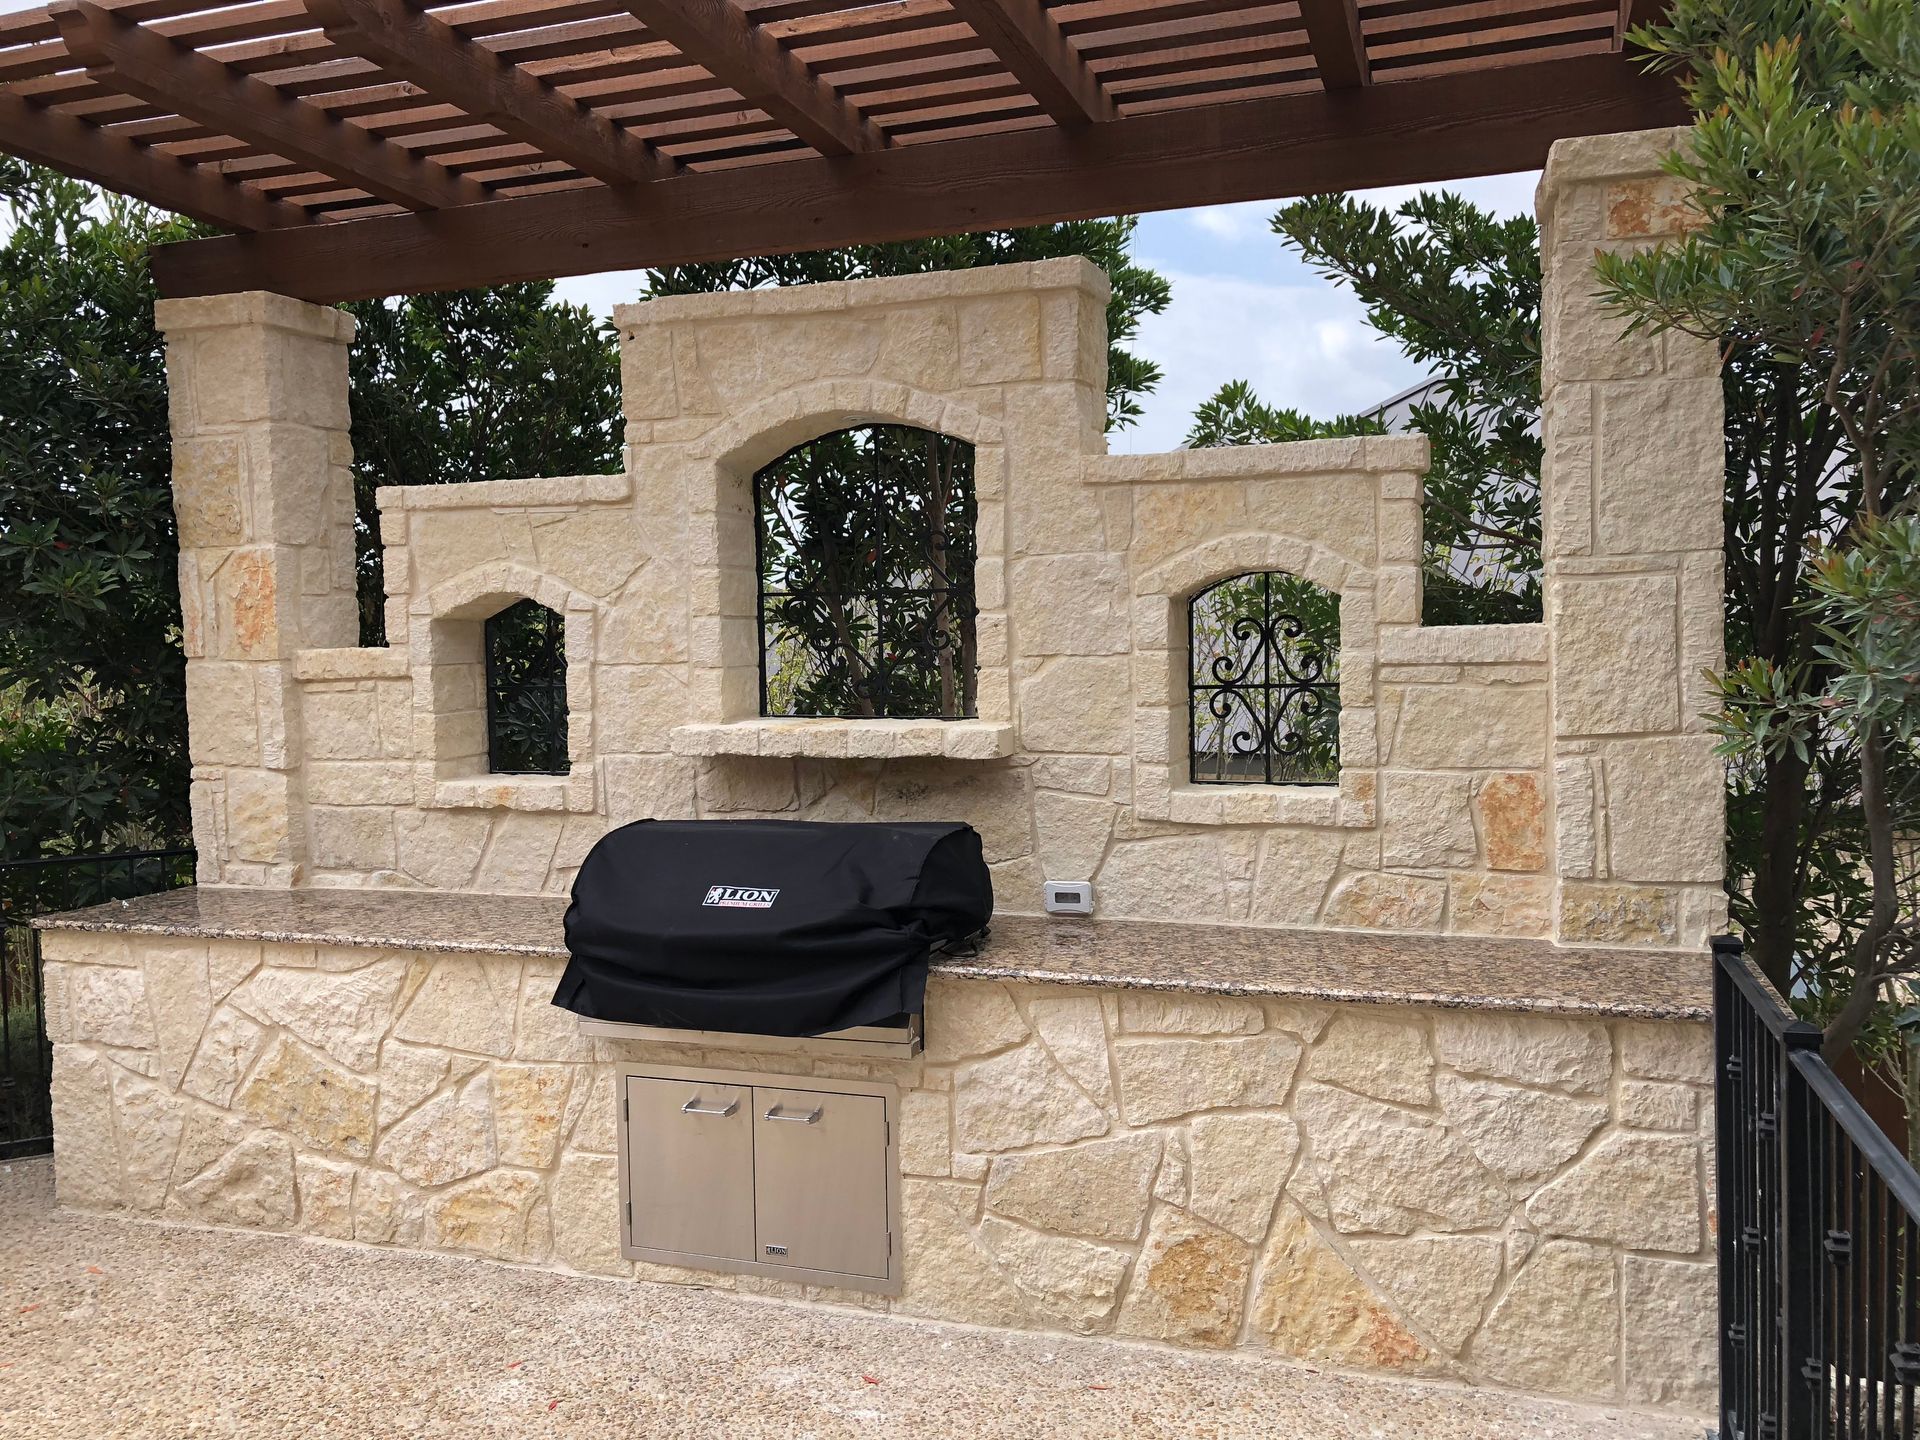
[751,1085,890,1279]
[625,1076,754,1263]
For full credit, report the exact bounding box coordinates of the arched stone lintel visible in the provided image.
[425,561,600,624]
[1137,533,1364,607]
[692,378,1006,474]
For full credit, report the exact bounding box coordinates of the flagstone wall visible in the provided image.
[153,129,1726,951]
[41,930,1716,1412]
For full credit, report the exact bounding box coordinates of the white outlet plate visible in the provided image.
[1042,880,1095,916]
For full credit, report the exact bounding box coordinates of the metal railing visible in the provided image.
[0,847,195,1159]
[1717,934,1920,1438]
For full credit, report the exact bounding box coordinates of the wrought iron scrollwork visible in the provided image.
[485,598,569,775]
[1189,571,1340,785]
[756,425,978,720]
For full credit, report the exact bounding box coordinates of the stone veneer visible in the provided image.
[42,929,1715,1413]
[153,128,1726,952]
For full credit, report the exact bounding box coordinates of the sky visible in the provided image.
[551,169,1542,454]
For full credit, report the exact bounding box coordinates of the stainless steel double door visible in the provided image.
[625,1075,890,1280]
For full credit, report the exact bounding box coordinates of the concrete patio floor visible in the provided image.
[0,1158,1709,1440]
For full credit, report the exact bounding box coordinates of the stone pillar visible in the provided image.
[154,293,358,886]
[1537,129,1727,949]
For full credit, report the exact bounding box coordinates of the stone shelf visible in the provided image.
[669,719,1015,760]
[36,886,1709,1022]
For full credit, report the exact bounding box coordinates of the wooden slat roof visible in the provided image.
[0,0,1686,299]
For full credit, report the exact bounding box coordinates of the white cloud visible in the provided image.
[1348,170,1542,221]
[1115,269,1429,454]
[1183,200,1276,244]
[552,268,651,316]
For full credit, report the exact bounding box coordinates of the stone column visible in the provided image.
[154,293,358,886]
[1537,129,1727,949]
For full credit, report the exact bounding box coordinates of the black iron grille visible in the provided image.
[485,598,568,774]
[1189,570,1339,785]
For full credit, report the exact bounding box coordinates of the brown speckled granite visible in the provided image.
[34,885,1709,1021]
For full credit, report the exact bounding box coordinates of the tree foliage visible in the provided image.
[1718,351,1867,996]
[1186,193,1544,626]
[346,286,622,643]
[0,160,195,858]
[1712,516,1920,1043]
[758,427,977,720]
[645,219,1172,431]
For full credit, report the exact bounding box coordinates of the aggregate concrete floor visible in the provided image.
[0,1158,1709,1440]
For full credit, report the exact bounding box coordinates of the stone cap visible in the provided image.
[32,885,1713,1022]
[612,256,1111,328]
[1536,125,1699,231]
[154,290,356,344]
[1086,434,1430,486]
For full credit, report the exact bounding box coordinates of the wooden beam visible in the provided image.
[944,0,1113,124]
[620,0,885,157]
[0,90,307,231]
[306,0,679,185]
[150,52,1688,302]
[49,0,489,211]
[1297,0,1370,89]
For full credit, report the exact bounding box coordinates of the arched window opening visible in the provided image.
[1189,572,1339,785]
[755,425,978,719]
[485,599,569,774]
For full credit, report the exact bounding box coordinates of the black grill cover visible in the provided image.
[554,818,992,1037]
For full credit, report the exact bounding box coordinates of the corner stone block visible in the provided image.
[1551,573,1680,737]
[1594,379,1723,555]
[1559,881,1679,946]
[1603,735,1725,883]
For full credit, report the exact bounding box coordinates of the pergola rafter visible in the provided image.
[0,0,1686,299]
[49,0,489,211]
[0,86,306,228]
[944,0,1113,124]
[308,0,680,186]
[1297,0,1370,89]
[617,0,887,158]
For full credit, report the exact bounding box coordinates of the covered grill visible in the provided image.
[554,819,992,1044]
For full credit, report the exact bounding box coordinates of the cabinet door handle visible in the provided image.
[681,1095,739,1118]
[764,1103,823,1125]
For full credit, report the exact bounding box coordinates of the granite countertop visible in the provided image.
[33,885,1711,1022]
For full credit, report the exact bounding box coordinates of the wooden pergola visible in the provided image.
[0,0,1682,302]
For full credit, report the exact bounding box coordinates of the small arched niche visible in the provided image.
[753,424,978,720]
[1188,570,1340,786]
[483,597,570,775]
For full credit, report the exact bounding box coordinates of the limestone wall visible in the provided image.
[154,129,1725,950]
[42,929,1716,1412]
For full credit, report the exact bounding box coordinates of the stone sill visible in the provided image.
[671,719,1015,761]
[292,647,410,682]
[378,472,629,512]
[1376,622,1548,666]
[430,773,595,813]
[1165,785,1342,828]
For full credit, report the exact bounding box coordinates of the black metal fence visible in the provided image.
[0,848,195,1159]
[1717,934,1920,1438]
